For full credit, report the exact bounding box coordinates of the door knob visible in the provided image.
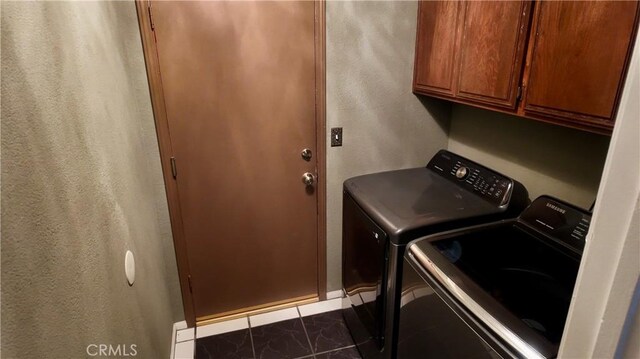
[301,148,312,161]
[302,172,315,186]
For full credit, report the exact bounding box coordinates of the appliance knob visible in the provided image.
[455,167,469,180]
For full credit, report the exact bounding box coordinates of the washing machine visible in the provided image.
[397,196,590,358]
[342,149,529,359]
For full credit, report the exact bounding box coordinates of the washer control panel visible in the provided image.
[427,150,513,206]
[519,196,591,255]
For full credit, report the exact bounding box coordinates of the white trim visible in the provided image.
[298,298,342,317]
[170,321,187,359]
[176,328,195,343]
[174,320,188,330]
[174,340,194,359]
[326,290,344,300]
[196,317,249,339]
[249,307,299,327]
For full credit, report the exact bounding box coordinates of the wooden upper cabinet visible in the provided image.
[413,1,462,96]
[413,0,640,134]
[522,1,640,130]
[456,1,532,109]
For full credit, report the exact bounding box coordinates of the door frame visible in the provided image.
[135,0,327,327]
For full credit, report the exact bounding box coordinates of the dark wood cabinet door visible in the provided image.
[523,1,640,129]
[455,1,532,109]
[413,1,463,97]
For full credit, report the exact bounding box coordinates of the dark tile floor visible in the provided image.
[195,310,361,359]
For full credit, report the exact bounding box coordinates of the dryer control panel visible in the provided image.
[427,150,514,207]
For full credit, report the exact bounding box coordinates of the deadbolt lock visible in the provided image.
[301,148,312,161]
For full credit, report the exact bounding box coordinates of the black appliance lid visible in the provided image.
[343,150,527,240]
[406,196,591,358]
[345,168,498,237]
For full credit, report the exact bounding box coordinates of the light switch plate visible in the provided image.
[331,127,342,147]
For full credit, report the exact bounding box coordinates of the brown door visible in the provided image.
[149,1,320,321]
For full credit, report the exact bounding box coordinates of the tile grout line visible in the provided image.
[248,322,257,359]
[313,344,357,357]
[297,306,317,359]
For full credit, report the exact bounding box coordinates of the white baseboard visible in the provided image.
[326,290,344,300]
[170,321,188,359]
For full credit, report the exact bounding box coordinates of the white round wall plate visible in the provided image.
[125,250,135,286]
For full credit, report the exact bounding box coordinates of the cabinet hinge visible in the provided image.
[187,275,193,293]
[147,4,155,31]
[170,157,177,179]
[516,86,523,101]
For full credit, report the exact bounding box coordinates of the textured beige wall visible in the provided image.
[1,1,183,358]
[448,105,611,208]
[326,1,450,291]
